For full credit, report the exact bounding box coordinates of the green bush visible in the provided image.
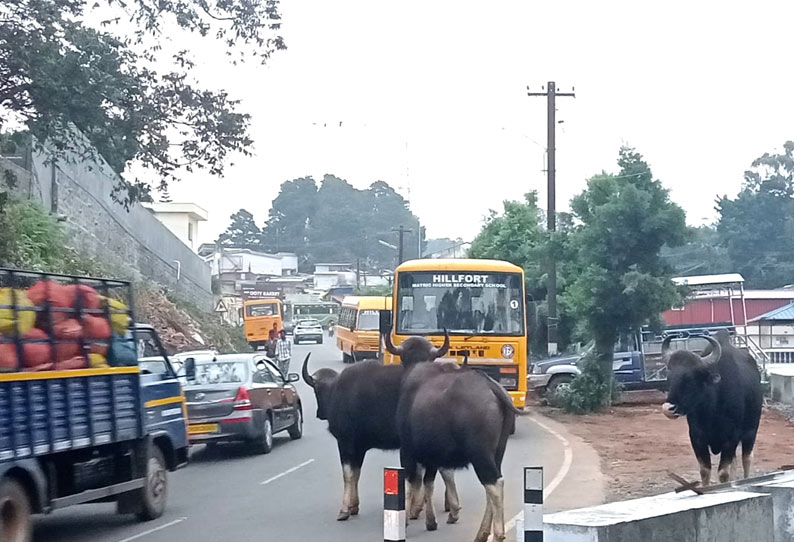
[0,195,68,271]
[548,353,622,414]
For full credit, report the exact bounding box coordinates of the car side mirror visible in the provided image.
[184,358,196,381]
[287,373,300,383]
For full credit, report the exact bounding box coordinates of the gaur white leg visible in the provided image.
[440,469,461,524]
[423,473,438,531]
[350,466,361,515]
[473,485,494,542]
[485,478,506,541]
[337,464,355,521]
[742,451,753,479]
[407,466,425,520]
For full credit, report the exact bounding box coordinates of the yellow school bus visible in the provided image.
[242,297,283,350]
[385,259,528,408]
[337,296,391,363]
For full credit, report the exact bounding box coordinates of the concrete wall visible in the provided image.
[20,148,212,309]
[770,370,794,406]
[544,491,773,542]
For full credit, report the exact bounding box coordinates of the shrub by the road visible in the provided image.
[548,353,623,414]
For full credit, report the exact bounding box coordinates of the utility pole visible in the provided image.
[528,81,575,356]
[356,258,361,290]
[392,225,413,265]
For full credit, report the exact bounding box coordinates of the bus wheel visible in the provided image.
[0,478,32,542]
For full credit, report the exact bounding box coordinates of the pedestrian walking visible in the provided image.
[275,329,292,376]
[265,328,277,358]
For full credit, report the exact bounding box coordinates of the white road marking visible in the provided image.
[261,459,315,485]
[116,517,187,542]
[505,416,574,534]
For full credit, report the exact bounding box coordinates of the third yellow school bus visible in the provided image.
[385,259,528,408]
[337,295,391,363]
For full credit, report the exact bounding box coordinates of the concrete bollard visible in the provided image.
[384,467,406,542]
[519,467,544,542]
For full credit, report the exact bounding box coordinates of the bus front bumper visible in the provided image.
[509,390,527,409]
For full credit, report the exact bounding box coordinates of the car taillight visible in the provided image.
[234,387,252,410]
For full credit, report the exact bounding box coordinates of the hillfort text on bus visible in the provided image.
[385,259,528,408]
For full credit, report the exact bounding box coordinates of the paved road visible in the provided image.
[33,341,599,542]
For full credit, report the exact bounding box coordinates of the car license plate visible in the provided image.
[188,423,219,435]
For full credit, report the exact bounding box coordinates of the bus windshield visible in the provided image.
[397,271,524,335]
[357,310,380,331]
[246,302,279,317]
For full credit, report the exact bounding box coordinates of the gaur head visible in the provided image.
[662,334,721,419]
[301,353,338,420]
[382,329,450,368]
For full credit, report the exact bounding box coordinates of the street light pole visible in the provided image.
[392,225,413,265]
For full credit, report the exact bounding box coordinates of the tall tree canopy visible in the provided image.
[716,141,794,288]
[217,175,420,270]
[1,0,285,205]
[218,209,263,251]
[564,146,688,388]
[468,191,576,354]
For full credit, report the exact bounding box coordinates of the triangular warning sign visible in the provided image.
[214,300,228,313]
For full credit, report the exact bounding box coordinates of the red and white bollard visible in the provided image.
[384,467,406,542]
[520,466,544,542]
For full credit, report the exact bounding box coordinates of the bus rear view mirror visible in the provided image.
[379,309,393,335]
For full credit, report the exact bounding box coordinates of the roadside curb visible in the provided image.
[527,412,606,512]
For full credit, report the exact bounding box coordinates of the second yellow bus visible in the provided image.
[336,296,391,363]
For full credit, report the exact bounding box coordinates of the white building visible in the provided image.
[143,202,208,251]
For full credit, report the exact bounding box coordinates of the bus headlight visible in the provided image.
[501,344,515,359]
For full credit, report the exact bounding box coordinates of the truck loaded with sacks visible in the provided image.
[0,268,190,542]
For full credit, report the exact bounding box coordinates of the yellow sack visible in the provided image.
[89,353,109,368]
[0,288,36,335]
[102,297,130,336]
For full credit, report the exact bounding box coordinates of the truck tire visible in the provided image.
[137,445,168,521]
[547,374,574,396]
[0,478,31,542]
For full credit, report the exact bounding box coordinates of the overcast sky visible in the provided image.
[159,1,794,246]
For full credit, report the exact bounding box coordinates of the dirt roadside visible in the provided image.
[535,391,794,502]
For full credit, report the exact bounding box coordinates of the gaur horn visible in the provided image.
[431,329,451,360]
[383,329,403,356]
[301,353,315,388]
[700,335,722,366]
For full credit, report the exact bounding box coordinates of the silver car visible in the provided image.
[184,354,303,454]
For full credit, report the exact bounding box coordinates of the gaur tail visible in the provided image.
[481,373,530,417]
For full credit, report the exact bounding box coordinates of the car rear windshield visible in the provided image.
[298,320,320,327]
[192,362,249,385]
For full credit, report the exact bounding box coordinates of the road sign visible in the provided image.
[214,300,228,313]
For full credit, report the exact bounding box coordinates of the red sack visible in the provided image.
[1,330,52,368]
[27,281,73,323]
[82,316,111,339]
[89,343,109,357]
[56,356,88,370]
[27,362,55,372]
[55,319,83,339]
[63,284,101,310]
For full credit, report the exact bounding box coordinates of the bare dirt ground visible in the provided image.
[534,391,794,502]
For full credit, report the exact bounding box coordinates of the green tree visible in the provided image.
[564,146,688,405]
[264,177,318,253]
[218,209,263,250]
[1,0,285,206]
[469,192,576,354]
[716,141,794,288]
[661,225,730,277]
